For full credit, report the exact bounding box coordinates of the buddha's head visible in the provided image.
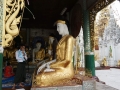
[56,20,69,36]
[49,34,55,44]
[36,41,41,49]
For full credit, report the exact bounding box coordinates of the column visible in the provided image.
[0,0,3,89]
[0,54,3,89]
[82,0,95,76]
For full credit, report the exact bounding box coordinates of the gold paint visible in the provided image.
[35,49,45,61]
[75,44,81,74]
[117,60,120,66]
[101,58,107,66]
[2,0,25,47]
[45,43,53,60]
[85,69,92,77]
[33,35,74,87]
[89,0,115,51]
[56,20,66,24]
[3,41,17,64]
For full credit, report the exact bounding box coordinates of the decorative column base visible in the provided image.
[85,54,95,76]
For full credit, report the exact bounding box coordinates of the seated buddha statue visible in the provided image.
[32,41,45,63]
[101,57,107,66]
[32,20,75,87]
[45,34,58,60]
[3,41,17,64]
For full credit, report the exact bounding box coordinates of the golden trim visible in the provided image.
[89,0,115,51]
[56,20,66,24]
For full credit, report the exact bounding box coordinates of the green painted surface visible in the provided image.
[85,55,95,76]
[0,53,3,89]
[82,0,95,76]
[83,10,91,52]
[82,1,91,52]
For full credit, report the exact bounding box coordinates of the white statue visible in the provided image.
[32,20,75,87]
[79,27,84,67]
[32,42,41,63]
[75,27,84,67]
[37,20,71,74]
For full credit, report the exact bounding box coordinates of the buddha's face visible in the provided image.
[36,43,41,48]
[49,37,54,44]
[57,23,64,35]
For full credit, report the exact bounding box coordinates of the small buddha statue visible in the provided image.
[32,41,45,63]
[3,41,17,64]
[32,20,74,87]
[101,57,107,66]
[45,34,58,60]
[117,60,120,67]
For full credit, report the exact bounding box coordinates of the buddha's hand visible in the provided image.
[37,59,56,74]
[44,60,56,72]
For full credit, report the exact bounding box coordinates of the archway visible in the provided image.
[93,0,120,89]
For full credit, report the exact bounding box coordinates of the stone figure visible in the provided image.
[32,20,74,87]
[32,41,45,63]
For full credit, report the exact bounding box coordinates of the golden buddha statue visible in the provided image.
[32,20,74,87]
[32,41,45,63]
[35,49,45,61]
[117,60,120,67]
[101,57,107,66]
[3,41,17,64]
[45,34,58,60]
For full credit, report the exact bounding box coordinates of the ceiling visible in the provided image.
[21,0,98,29]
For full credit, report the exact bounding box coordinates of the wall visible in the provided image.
[20,28,57,47]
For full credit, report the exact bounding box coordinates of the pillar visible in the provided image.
[82,0,95,76]
[0,54,3,89]
[0,0,3,89]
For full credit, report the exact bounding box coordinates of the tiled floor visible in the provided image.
[96,68,120,90]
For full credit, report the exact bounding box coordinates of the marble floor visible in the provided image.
[96,68,120,90]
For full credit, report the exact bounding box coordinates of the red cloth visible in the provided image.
[4,66,15,78]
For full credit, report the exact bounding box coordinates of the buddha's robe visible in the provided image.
[34,35,74,87]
